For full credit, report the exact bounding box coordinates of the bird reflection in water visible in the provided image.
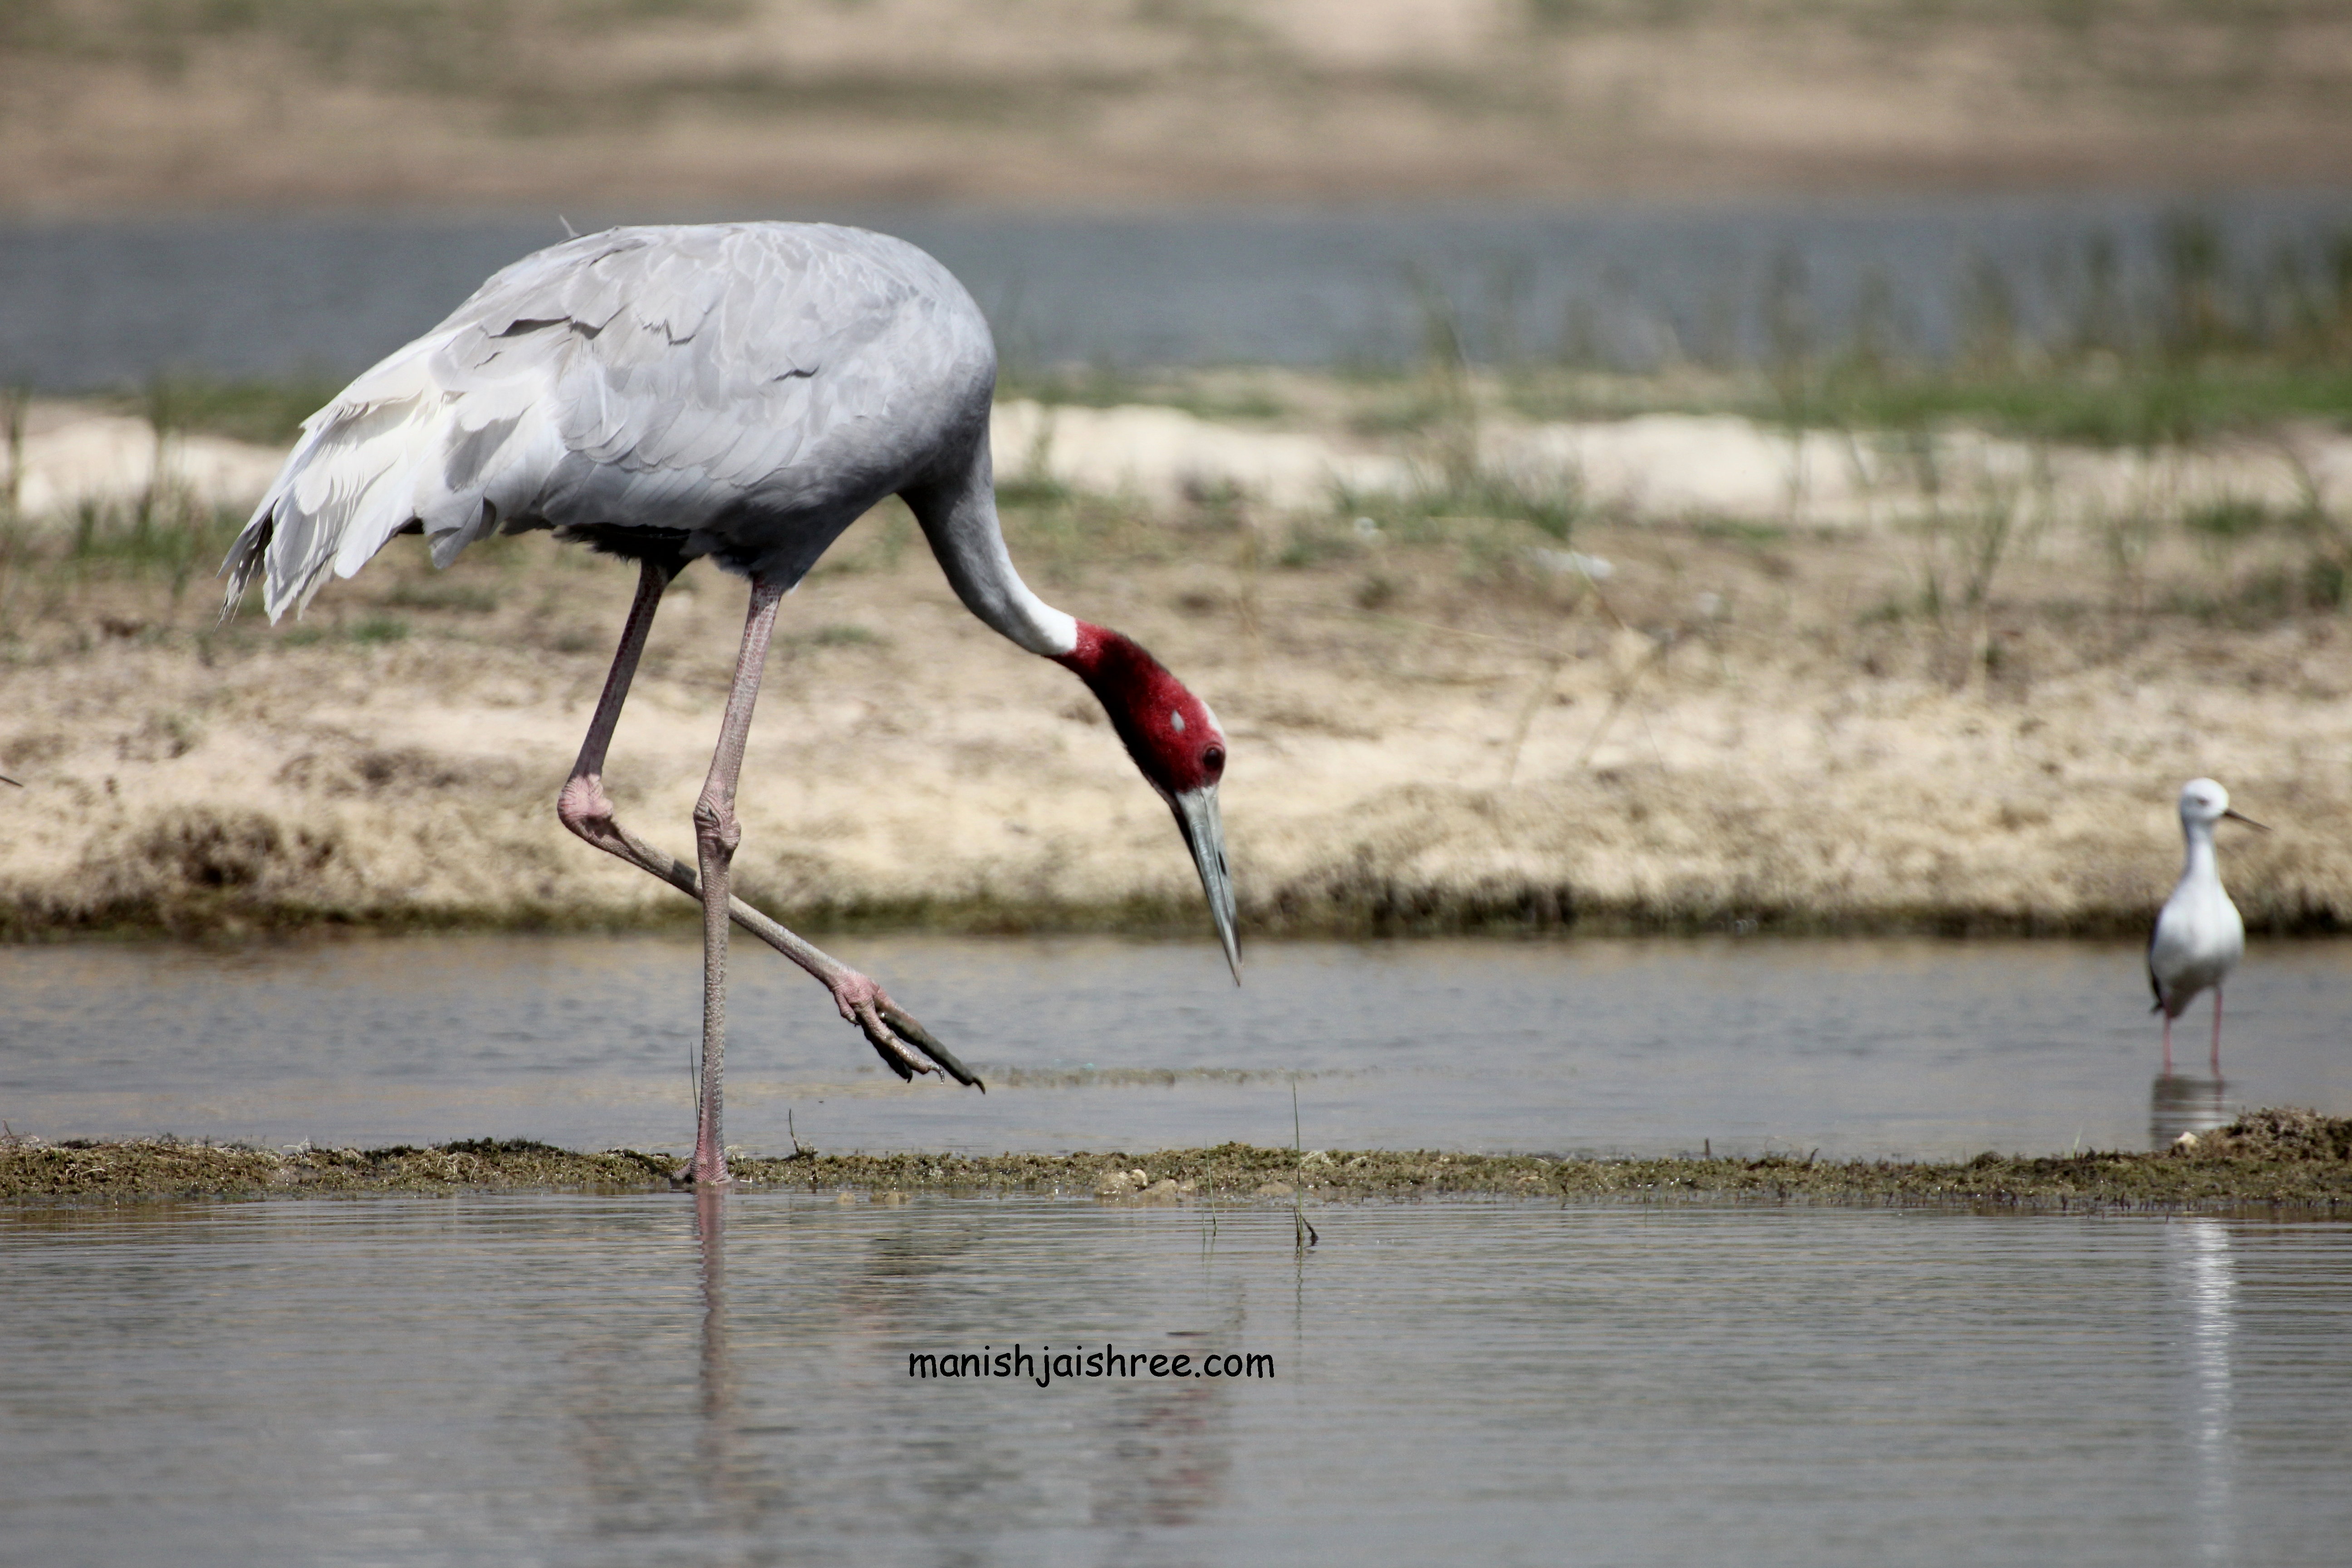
[2150,1073,2232,1151]
[554,1192,784,1548]
[2168,1219,2238,1564]
[689,1189,755,1536]
[1085,1322,1243,1568]
[1089,1339,1238,1533]
[695,1191,733,1426]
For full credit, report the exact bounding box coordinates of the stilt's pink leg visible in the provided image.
[683,576,789,1186]
[554,562,974,1088]
[2210,988,2224,1078]
[2161,1014,2174,1078]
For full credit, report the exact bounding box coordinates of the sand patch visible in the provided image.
[5,403,286,520]
[23,397,2350,537]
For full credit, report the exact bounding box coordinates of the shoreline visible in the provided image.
[8,382,2352,945]
[7,1112,2348,1211]
[1,896,2342,947]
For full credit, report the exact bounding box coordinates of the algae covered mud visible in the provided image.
[7,1108,2352,1210]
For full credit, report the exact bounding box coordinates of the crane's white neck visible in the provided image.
[905,441,1077,659]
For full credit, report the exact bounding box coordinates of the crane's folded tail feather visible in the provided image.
[220,358,556,622]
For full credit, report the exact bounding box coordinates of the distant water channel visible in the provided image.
[5,1195,2350,1566]
[4,934,2348,1159]
[5,191,2352,389]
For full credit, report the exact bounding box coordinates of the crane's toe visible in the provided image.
[877,1000,985,1091]
[829,973,985,1090]
[854,1000,930,1082]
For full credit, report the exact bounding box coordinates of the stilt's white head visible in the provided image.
[2178,778,2265,833]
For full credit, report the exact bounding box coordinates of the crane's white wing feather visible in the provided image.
[225,224,994,620]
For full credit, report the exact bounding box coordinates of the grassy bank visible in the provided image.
[10,345,2352,941]
[6,1111,2348,1211]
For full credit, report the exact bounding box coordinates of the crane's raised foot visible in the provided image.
[879,999,984,1091]
[559,782,981,1089]
[830,974,984,1091]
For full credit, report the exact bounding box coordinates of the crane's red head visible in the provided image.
[1057,621,1238,979]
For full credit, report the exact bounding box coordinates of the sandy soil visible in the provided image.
[6,1,2352,211]
[2,390,2347,941]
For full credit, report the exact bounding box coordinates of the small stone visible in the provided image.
[1253,1181,1294,1198]
[2174,1132,2200,1152]
[1137,1178,1183,1203]
[874,1190,908,1205]
[834,1191,858,1205]
[1094,1170,1138,1196]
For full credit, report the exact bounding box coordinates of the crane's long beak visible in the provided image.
[2223,808,2270,832]
[1171,785,1241,983]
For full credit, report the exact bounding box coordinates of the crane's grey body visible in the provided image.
[226,222,1068,655]
[220,222,1236,1186]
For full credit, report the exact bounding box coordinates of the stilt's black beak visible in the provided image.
[1171,785,1241,983]
[2222,808,2269,832]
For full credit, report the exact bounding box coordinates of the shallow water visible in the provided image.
[3,1194,2349,1567]
[6,192,2352,389]
[2,934,2346,1159]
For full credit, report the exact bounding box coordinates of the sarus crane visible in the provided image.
[2148,778,2264,1078]
[223,222,1240,1185]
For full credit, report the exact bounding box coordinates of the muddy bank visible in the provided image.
[6,1111,2349,1211]
[7,385,2352,941]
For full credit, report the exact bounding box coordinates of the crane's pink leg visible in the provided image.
[2210,989,2224,1078]
[556,559,674,864]
[555,562,976,1088]
[682,577,789,1185]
